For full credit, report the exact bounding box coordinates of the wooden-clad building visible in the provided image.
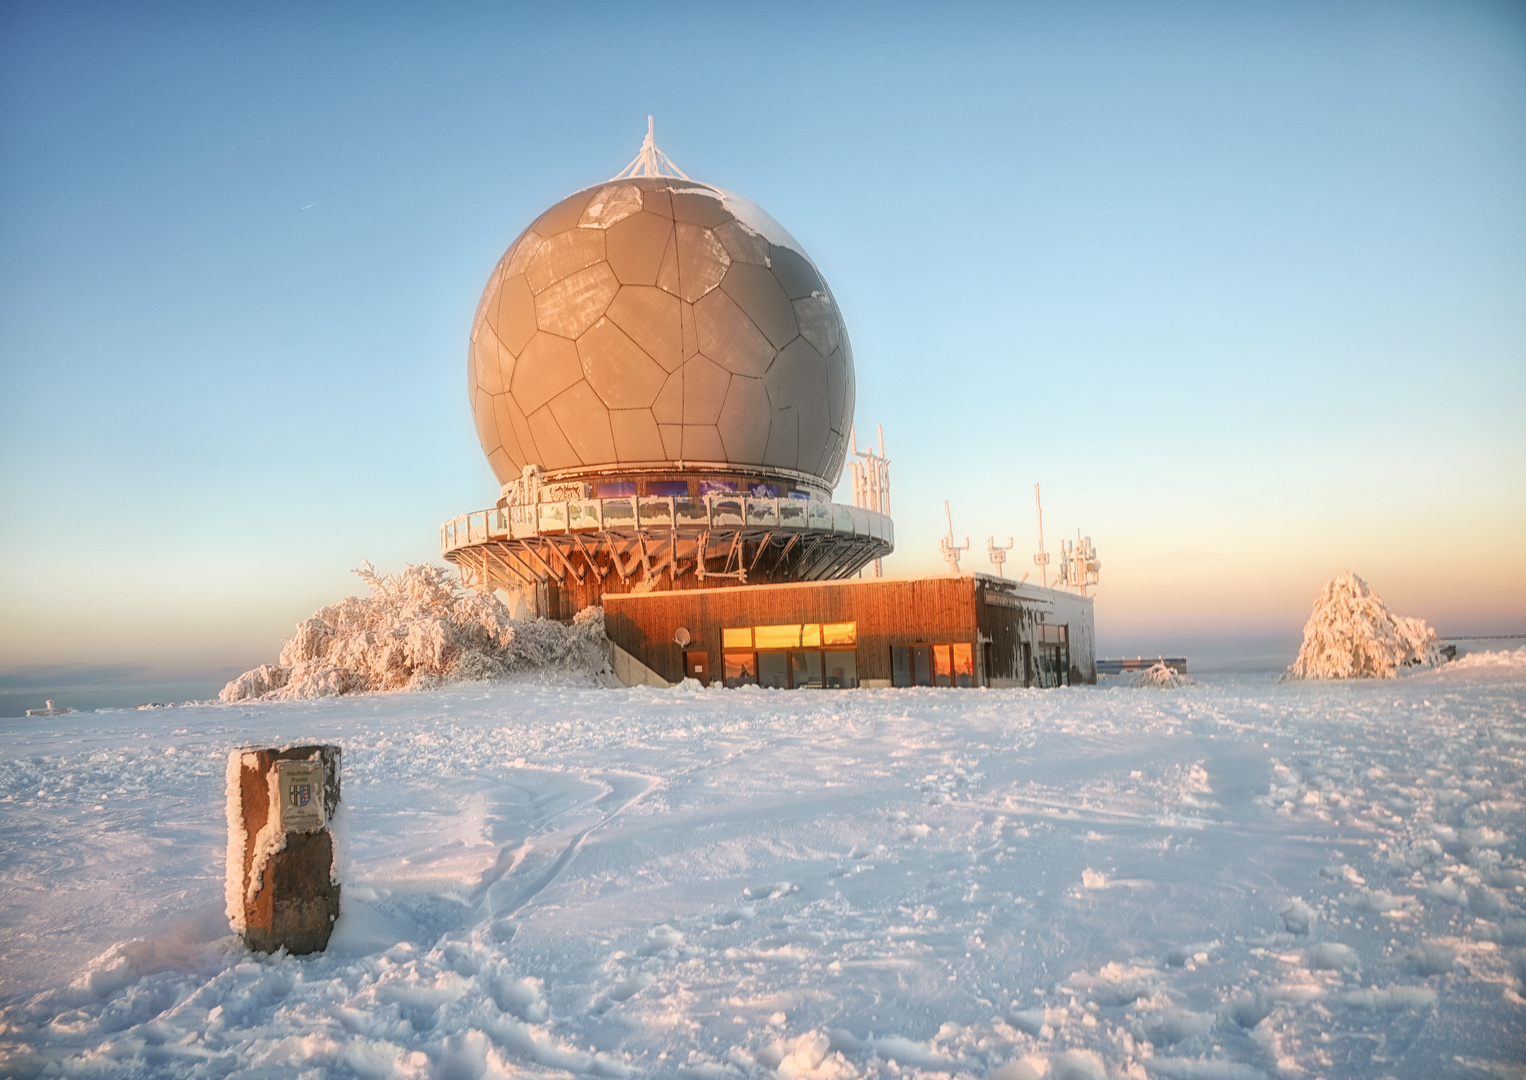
[603,573,1095,689]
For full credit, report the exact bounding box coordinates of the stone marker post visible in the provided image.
[226,744,341,954]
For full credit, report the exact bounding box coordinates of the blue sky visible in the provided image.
[2,1,1523,704]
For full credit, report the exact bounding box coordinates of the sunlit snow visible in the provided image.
[2,657,1524,1078]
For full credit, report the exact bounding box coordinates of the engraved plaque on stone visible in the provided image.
[275,759,325,832]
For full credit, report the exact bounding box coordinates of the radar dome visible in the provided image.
[468,175,855,496]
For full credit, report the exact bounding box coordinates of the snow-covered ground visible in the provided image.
[1,660,1523,1079]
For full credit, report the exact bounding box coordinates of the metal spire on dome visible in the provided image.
[611,116,690,181]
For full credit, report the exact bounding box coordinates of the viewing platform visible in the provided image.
[441,495,894,618]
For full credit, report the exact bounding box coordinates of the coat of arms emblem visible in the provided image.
[290,782,312,807]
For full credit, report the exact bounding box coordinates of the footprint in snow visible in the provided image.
[715,904,756,925]
[1305,942,1359,971]
[1281,898,1315,935]
[638,924,685,956]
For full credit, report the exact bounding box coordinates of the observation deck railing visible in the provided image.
[441,496,894,558]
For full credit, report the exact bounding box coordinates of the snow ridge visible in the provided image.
[1285,571,1440,680]
[219,562,608,702]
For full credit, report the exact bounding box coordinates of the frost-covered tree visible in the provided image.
[1285,571,1441,680]
[220,562,607,702]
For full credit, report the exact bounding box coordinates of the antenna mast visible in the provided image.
[940,501,969,575]
[1033,482,1050,588]
[850,425,891,577]
[611,116,691,181]
[1057,531,1102,596]
[988,536,1014,577]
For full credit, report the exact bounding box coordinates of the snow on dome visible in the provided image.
[219,563,608,702]
[1285,571,1441,680]
[467,176,855,491]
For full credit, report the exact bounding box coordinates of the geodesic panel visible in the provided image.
[533,262,619,339]
[467,177,856,490]
[681,424,727,463]
[579,317,667,409]
[673,223,729,303]
[719,262,797,349]
[579,184,644,229]
[526,404,580,472]
[764,408,798,471]
[675,355,730,426]
[609,409,665,463]
[472,330,505,395]
[604,212,674,286]
[494,275,536,355]
[714,219,770,266]
[605,286,682,372]
[526,230,605,293]
[511,333,582,415]
[693,289,773,377]
[791,294,839,357]
[548,381,616,465]
[530,189,597,237]
[494,392,536,466]
[718,376,770,462]
[473,388,500,457]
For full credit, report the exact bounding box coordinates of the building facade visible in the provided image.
[604,574,1095,689]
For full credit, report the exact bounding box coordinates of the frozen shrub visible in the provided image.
[1132,661,1195,688]
[219,663,289,701]
[1285,571,1440,680]
[220,562,607,702]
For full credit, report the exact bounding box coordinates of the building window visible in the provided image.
[755,624,801,649]
[953,643,974,686]
[699,479,739,496]
[719,623,859,690]
[595,481,636,498]
[934,644,953,687]
[891,642,976,688]
[759,651,789,688]
[824,652,857,689]
[913,645,931,686]
[724,623,857,648]
[823,622,857,646]
[647,480,689,497]
[724,652,757,688]
[790,650,823,688]
[1035,624,1070,687]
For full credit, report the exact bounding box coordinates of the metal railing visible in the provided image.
[441,496,893,557]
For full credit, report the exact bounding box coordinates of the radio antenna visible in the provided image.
[940,501,969,575]
[1033,482,1050,588]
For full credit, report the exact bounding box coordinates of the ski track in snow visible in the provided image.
[0,666,1523,1079]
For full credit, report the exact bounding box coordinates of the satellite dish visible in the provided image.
[674,627,692,647]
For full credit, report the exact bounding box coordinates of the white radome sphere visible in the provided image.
[468,177,855,493]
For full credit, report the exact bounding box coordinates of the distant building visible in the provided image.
[443,127,1093,687]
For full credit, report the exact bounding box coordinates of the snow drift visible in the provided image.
[1285,571,1441,680]
[220,562,607,702]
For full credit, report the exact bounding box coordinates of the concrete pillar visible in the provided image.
[226,744,341,954]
